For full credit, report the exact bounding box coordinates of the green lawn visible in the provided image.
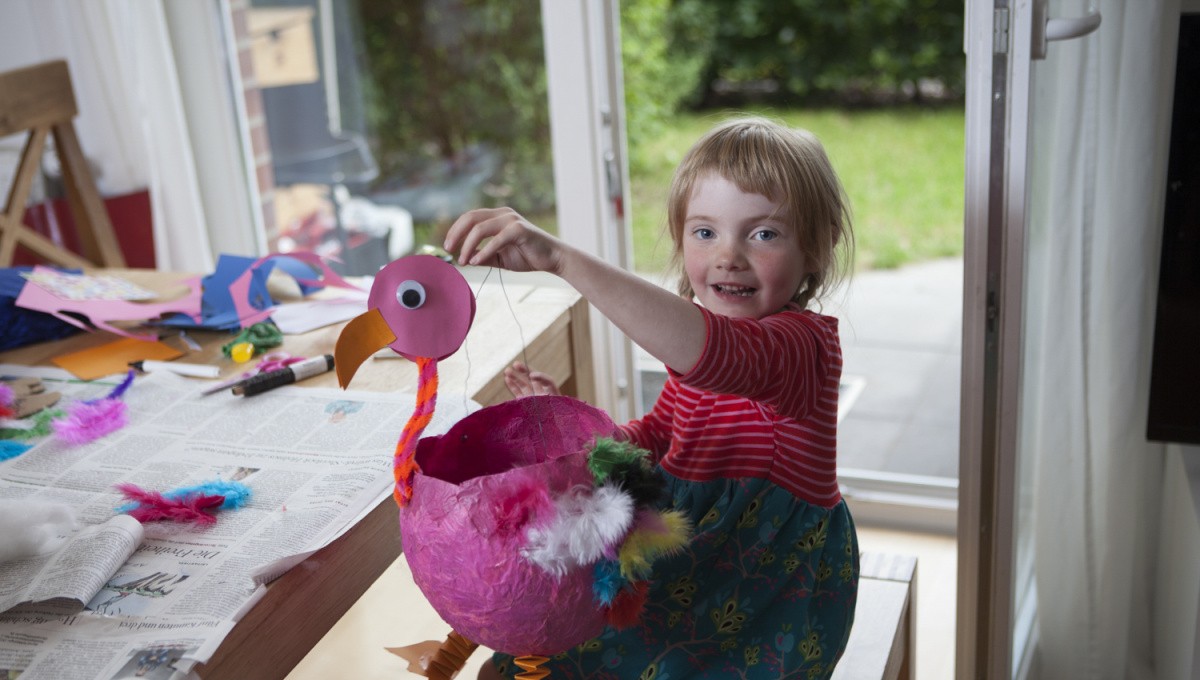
[628,106,966,274]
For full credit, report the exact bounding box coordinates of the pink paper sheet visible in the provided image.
[15,268,203,341]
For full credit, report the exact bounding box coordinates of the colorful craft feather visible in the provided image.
[586,438,646,483]
[518,435,692,634]
[0,441,32,461]
[617,509,692,581]
[587,438,667,507]
[53,370,136,445]
[115,479,253,515]
[0,383,13,419]
[115,483,224,525]
[522,484,635,577]
[175,480,252,509]
[591,559,628,606]
[604,580,650,630]
[0,409,60,441]
[489,472,556,540]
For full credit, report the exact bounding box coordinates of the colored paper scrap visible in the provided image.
[157,254,273,331]
[15,266,203,340]
[227,252,362,329]
[52,337,184,381]
[271,294,367,335]
[158,252,363,331]
[21,270,158,301]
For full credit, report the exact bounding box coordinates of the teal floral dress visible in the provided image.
[491,473,859,679]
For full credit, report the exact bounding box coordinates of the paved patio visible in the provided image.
[637,257,963,480]
[826,257,963,479]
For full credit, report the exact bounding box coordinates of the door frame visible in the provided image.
[958,1,1038,677]
[542,0,638,422]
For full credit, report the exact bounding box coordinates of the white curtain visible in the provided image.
[1022,1,1176,677]
[1,0,215,272]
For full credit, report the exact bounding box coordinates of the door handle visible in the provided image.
[1031,2,1102,60]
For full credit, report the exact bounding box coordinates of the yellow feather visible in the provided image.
[618,510,692,580]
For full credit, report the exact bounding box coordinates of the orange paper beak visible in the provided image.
[334,307,397,388]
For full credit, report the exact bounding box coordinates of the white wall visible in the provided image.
[0,1,142,197]
[1155,446,1200,680]
[0,2,68,194]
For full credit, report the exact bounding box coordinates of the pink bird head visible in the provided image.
[335,255,476,387]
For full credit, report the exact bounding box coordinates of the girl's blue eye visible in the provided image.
[693,228,715,239]
[753,229,779,241]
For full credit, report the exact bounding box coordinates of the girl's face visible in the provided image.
[682,173,808,319]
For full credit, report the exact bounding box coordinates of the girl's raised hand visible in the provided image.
[444,207,564,274]
[504,361,560,398]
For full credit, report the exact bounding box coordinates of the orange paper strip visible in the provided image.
[52,337,185,381]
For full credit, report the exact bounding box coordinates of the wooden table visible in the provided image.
[0,268,594,680]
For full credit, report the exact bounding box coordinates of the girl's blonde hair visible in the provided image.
[666,116,854,310]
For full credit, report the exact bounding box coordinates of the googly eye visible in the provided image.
[396,280,426,309]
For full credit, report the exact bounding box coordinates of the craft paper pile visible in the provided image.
[8,252,359,343]
[159,252,362,331]
[14,267,203,340]
[0,267,83,351]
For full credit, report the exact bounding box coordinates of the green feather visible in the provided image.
[588,437,650,484]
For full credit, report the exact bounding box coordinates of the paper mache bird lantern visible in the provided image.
[334,255,689,678]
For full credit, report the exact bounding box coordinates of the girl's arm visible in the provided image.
[444,207,706,374]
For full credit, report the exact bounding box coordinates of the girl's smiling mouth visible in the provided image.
[713,283,757,297]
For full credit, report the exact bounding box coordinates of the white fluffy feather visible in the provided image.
[0,499,77,563]
[522,484,634,577]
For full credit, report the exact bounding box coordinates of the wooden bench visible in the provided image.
[833,552,917,680]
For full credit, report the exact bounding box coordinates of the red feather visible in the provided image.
[116,483,224,525]
[604,580,650,629]
[489,472,555,540]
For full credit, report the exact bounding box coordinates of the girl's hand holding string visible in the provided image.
[445,209,569,400]
[444,207,566,274]
[504,361,560,398]
[447,206,705,374]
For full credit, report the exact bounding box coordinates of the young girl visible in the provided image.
[445,116,858,679]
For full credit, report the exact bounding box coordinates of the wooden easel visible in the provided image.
[0,60,125,269]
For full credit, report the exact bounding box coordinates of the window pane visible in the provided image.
[237,0,555,275]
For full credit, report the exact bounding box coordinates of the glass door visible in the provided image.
[217,0,636,417]
[611,3,968,531]
[957,1,1101,678]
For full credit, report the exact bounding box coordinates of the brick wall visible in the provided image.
[226,0,277,247]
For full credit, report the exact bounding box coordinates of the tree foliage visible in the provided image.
[354,0,963,219]
[619,0,713,174]
[667,0,964,107]
[357,0,552,214]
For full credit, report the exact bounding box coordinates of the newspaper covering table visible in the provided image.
[0,366,475,680]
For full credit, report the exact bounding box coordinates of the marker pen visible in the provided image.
[129,360,220,379]
[232,355,335,396]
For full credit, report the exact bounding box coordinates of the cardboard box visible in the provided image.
[248,7,319,88]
